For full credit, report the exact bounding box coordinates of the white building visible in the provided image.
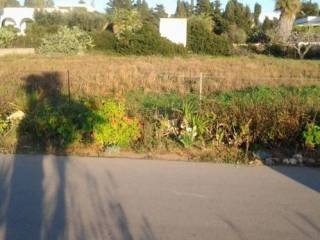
[159,18,187,47]
[0,3,95,34]
[295,16,320,27]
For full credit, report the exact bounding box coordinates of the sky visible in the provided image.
[18,0,320,19]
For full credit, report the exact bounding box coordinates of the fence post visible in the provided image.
[67,70,71,104]
[199,72,203,102]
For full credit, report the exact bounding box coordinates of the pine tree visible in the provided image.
[212,0,222,15]
[175,0,188,18]
[152,4,168,18]
[45,0,54,7]
[106,0,133,13]
[196,0,211,15]
[189,0,194,15]
[224,0,253,33]
[254,3,262,26]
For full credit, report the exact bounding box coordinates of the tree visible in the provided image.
[224,0,253,33]
[262,17,278,32]
[275,0,301,43]
[196,0,211,15]
[288,28,320,59]
[109,8,142,41]
[175,0,188,17]
[212,0,228,34]
[106,0,133,13]
[136,0,150,19]
[297,0,319,18]
[254,3,262,26]
[212,0,222,15]
[24,0,45,7]
[0,0,20,7]
[152,4,168,19]
[45,0,54,7]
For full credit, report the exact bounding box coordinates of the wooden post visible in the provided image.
[199,72,203,101]
[67,70,71,104]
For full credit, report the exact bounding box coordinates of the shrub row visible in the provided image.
[2,86,319,157]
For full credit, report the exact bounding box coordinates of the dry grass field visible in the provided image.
[0,54,319,106]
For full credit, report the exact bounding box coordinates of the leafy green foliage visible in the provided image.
[92,31,117,52]
[227,24,247,43]
[20,98,98,149]
[94,100,140,148]
[304,123,320,149]
[0,116,9,136]
[110,8,143,40]
[115,23,187,55]
[224,0,253,33]
[0,27,17,48]
[38,26,94,55]
[188,16,232,55]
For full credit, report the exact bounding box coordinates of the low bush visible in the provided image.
[0,116,9,136]
[304,123,320,149]
[127,86,320,154]
[0,27,17,48]
[115,23,186,56]
[92,31,117,52]
[94,100,140,148]
[38,26,94,55]
[226,25,247,44]
[19,97,98,150]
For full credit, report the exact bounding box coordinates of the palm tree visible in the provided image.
[275,0,301,43]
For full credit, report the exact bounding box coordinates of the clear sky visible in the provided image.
[18,0,320,16]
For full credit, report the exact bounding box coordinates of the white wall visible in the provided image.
[159,18,187,47]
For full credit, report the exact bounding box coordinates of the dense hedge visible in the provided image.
[187,16,232,56]
[114,24,186,56]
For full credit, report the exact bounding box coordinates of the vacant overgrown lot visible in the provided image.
[0,54,319,102]
[0,54,319,162]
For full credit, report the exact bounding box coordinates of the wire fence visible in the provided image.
[1,68,320,101]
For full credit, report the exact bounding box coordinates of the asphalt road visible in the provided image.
[0,154,319,240]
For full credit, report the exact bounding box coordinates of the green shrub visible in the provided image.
[0,116,9,136]
[34,9,105,32]
[94,100,140,148]
[38,26,94,55]
[264,43,288,57]
[227,25,247,44]
[19,97,98,150]
[248,30,270,43]
[188,16,232,55]
[92,31,117,51]
[208,86,320,148]
[304,123,320,149]
[115,23,186,56]
[0,27,17,48]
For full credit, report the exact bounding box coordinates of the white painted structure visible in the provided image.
[160,18,187,47]
[0,4,95,34]
[295,16,320,27]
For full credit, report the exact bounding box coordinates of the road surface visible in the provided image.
[0,154,319,240]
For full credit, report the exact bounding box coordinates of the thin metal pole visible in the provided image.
[67,70,71,103]
[199,72,203,102]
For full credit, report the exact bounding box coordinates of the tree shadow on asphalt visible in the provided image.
[0,72,156,240]
[270,166,320,193]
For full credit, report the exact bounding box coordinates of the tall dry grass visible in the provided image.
[0,54,319,106]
